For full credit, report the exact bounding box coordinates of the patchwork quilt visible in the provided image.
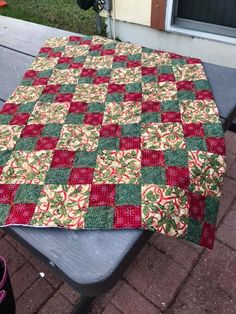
[0,36,226,248]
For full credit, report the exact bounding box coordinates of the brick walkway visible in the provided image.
[0,131,236,314]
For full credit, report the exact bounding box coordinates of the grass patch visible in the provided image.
[0,0,102,35]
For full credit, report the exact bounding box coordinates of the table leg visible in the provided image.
[71,296,95,314]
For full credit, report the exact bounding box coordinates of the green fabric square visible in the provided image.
[74,151,97,167]
[164,150,188,167]
[97,68,111,76]
[106,93,124,102]
[21,79,34,86]
[185,218,202,244]
[185,137,207,151]
[0,114,12,124]
[112,62,126,68]
[77,77,93,84]
[161,101,180,112]
[142,76,157,83]
[0,204,10,225]
[122,124,141,137]
[104,43,116,49]
[141,113,160,123]
[65,114,84,124]
[158,65,173,74]
[85,207,114,228]
[74,56,86,63]
[0,150,12,166]
[178,91,195,101]
[142,47,153,53]
[38,53,48,58]
[89,50,100,56]
[55,63,69,69]
[203,123,224,137]
[98,138,119,150]
[37,69,53,78]
[141,167,166,184]
[52,46,65,52]
[42,124,62,137]
[115,184,141,205]
[14,185,42,204]
[59,84,76,93]
[39,94,56,103]
[194,79,210,90]
[88,103,105,112]
[128,53,141,61]
[14,138,37,151]
[204,197,220,224]
[172,59,186,66]
[17,102,36,113]
[45,168,70,184]
[126,83,142,92]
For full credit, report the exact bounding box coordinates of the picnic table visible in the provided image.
[0,16,236,313]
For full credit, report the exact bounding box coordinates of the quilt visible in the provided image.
[0,35,226,248]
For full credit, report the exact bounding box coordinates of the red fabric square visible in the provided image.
[100,124,121,137]
[206,137,226,155]
[182,123,205,137]
[89,44,102,51]
[196,90,214,100]
[120,137,141,150]
[58,57,73,64]
[188,192,205,221]
[80,39,92,45]
[101,49,115,56]
[176,81,194,90]
[114,205,141,228]
[68,168,94,184]
[0,184,19,204]
[49,51,62,58]
[69,63,83,69]
[141,150,165,167]
[39,47,52,54]
[80,69,96,77]
[35,137,58,150]
[158,74,175,82]
[94,77,110,84]
[127,61,141,68]
[69,102,87,113]
[113,55,127,62]
[142,101,160,113]
[5,204,36,225]
[55,93,73,102]
[170,53,182,59]
[141,67,157,76]
[21,125,44,138]
[0,103,18,114]
[166,166,190,189]
[0,167,3,176]
[24,70,37,79]
[69,36,82,41]
[108,83,125,94]
[10,113,30,125]
[187,57,201,64]
[51,150,75,168]
[89,184,115,206]
[33,78,49,86]
[84,113,103,125]
[43,84,61,94]
[161,112,181,123]
[124,93,142,102]
[200,223,215,249]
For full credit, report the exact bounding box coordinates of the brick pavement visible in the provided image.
[0,131,235,314]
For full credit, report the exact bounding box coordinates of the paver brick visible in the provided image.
[227,132,236,154]
[103,303,122,314]
[217,190,235,226]
[59,282,81,305]
[38,290,73,314]
[5,233,33,260]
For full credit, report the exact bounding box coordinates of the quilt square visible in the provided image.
[103,101,141,125]
[30,57,59,71]
[166,166,190,189]
[0,125,24,151]
[20,124,44,137]
[31,184,91,228]
[115,42,142,55]
[142,82,177,102]
[73,84,108,103]
[0,151,53,184]
[84,56,113,69]
[64,44,89,57]
[0,184,19,204]
[49,69,81,84]
[100,124,121,137]
[5,204,36,225]
[14,184,42,204]
[51,150,75,168]
[141,123,186,150]
[111,67,142,84]
[114,205,141,228]
[141,185,189,236]
[89,184,115,207]
[68,168,94,184]
[10,113,30,125]
[35,137,59,150]
[115,184,141,205]
[141,52,171,66]
[7,86,43,104]
[188,151,225,197]
[93,149,141,184]
[84,207,114,228]
[28,102,70,124]
[141,150,165,167]
[69,102,88,113]
[173,64,206,81]
[56,124,100,151]
[14,138,37,151]
[73,151,97,168]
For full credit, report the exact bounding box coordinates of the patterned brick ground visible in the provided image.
[0,130,235,313]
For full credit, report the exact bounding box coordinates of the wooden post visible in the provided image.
[151,0,167,31]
